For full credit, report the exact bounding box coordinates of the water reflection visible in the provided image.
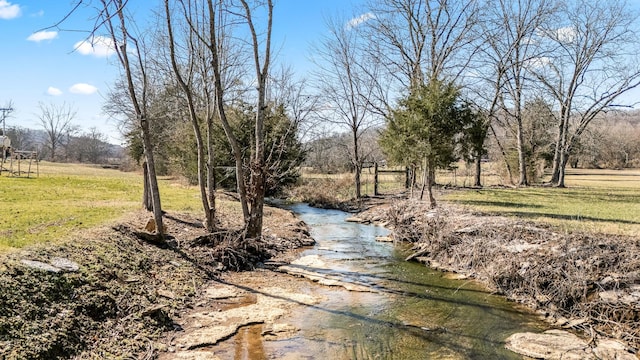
[216,203,545,359]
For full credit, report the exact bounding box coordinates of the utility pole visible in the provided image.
[1,106,14,169]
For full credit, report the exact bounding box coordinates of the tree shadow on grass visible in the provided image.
[451,199,545,209]
[489,211,640,225]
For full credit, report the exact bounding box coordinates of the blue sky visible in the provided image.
[3,1,639,146]
[0,0,367,145]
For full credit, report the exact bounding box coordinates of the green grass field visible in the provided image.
[304,166,640,236]
[0,162,203,249]
[443,168,640,236]
[2,162,638,249]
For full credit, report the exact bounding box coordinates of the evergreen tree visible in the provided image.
[380,80,470,207]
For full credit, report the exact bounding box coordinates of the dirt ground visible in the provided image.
[0,204,313,359]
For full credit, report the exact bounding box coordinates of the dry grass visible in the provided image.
[286,176,355,208]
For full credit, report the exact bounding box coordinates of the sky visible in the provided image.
[2,1,640,147]
[0,0,367,145]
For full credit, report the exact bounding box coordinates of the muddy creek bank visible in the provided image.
[167,204,552,359]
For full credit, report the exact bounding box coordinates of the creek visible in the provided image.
[217,203,547,359]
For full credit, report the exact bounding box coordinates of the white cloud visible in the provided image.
[47,87,63,96]
[0,0,21,19]
[556,26,576,43]
[346,12,375,30]
[27,30,58,42]
[69,83,98,95]
[74,36,116,58]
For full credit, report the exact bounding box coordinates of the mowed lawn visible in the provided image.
[444,168,640,236]
[0,162,202,249]
[2,162,638,248]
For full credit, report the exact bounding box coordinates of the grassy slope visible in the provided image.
[0,162,202,249]
[443,168,640,236]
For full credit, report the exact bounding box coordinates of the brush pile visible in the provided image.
[382,199,640,352]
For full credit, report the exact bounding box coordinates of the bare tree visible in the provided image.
[313,13,380,199]
[240,0,274,238]
[98,0,165,238]
[70,127,111,163]
[36,102,77,161]
[364,0,480,93]
[533,0,640,187]
[172,0,273,238]
[165,0,218,231]
[476,0,556,186]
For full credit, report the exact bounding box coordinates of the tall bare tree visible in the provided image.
[240,0,273,238]
[365,0,480,93]
[533,0,640,187]
[164,0,219,231]
[99,0,165,237]
[36,102,77,161]
[175,0,273,238]
[476,0,556,186]
[313,13,380,199]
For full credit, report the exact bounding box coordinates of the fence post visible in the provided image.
[405,167,410,189]
[374,162,379,196]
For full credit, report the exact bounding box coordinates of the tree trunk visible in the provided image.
[420,163,427,201]
[242,0,272,240]
[553,111,571,186]
[353,127,361,199]
[164,2,215,232]
[490,124,514,185]
[549,117,564,184]
[420,158,437,208]
[104,0,163,238]
[246,85,266,238]
[426,159,436,208]
[474,156,482,187]
[142,161,152,211]
[354,165,362,199]
[140,117,164,237]
[556,151,568,188]
[516,119,528,186]
[246,161,265,238]
[207,118,216,230]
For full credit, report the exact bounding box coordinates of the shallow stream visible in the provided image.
[219,203,546,359]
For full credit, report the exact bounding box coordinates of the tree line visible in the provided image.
[1,102,120,164]
[93,0,301,240]
[309,0,640,208]
[54,0,640,239]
